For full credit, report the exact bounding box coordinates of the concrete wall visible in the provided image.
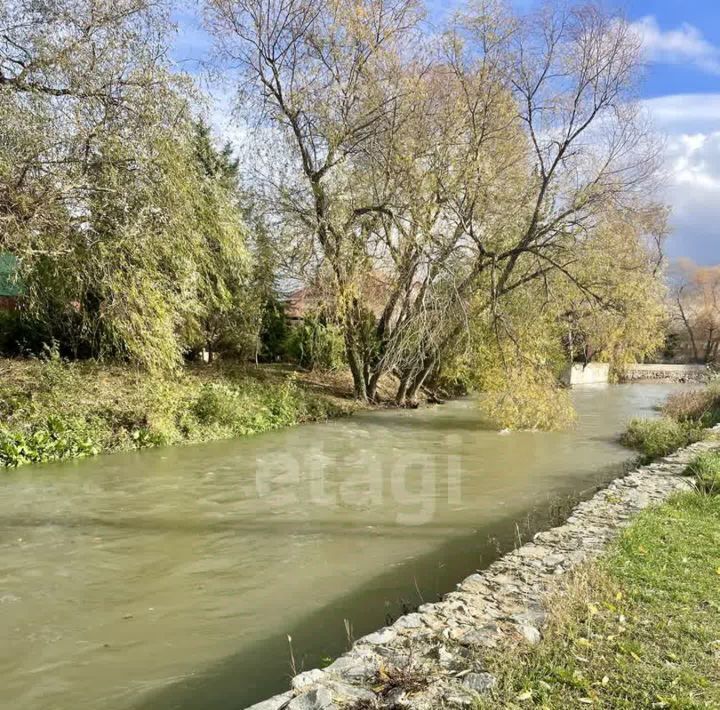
[561,362,610,386]
[622,363,709,383]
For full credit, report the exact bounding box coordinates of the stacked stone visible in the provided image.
[247,434,719,710]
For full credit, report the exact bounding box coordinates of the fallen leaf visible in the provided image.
[517,691,532,701]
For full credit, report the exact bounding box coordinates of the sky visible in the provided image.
[172,1,720,265]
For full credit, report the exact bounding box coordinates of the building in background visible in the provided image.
[0,254,22,311]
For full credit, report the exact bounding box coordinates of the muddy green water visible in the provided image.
[0,384,685,710]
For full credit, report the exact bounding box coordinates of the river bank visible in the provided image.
[247,432,720,710]
[477,483,720,708]
[0,358,392,468]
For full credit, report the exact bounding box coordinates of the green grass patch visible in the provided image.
[0,358,352,468]
[620,417,704,462]
[685,451,720,495]
[477,492,720,709]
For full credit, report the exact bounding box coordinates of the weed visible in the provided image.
[0,359,349,469]
[620,417,704,462]
[685,451,720,494]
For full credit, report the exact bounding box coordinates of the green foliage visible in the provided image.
[450,287,575,430]
[478,492,720,709]
[622,383,719,462]
[480,366,577,431]
[621,417,704,462]
[0,416,100,467]
[0,7,256,371]
[258,298,290,361]
[287,315,346,371]
[685,451,720,494]
[0,359,346,469]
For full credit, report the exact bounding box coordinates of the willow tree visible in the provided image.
[0,1,251,369]
[205,0,667,419]
[204,0,428,399]
[356,1,666,407]
[400,1,667,413]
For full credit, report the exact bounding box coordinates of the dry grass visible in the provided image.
[662,384,720,427]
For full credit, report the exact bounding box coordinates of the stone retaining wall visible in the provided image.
[247,435,720,710]
[622,363,710,383]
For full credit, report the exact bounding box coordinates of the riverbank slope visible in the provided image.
[0,358,400,467]
[477,485,720,708]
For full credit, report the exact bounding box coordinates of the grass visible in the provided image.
[476,491,720,709]
[685,451,720,495]
[663,385,720,428]
[620,382,720,463]
[0,357,355,468]
[620,417,705,462]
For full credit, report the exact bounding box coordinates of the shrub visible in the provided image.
[192,382,243,427]
[621,417,704,462]
[286,316,345,371]
[685,451,720,494]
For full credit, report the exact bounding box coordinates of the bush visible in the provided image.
[286,316,345,371]
[192,382,243,427]
[685,452,720,494]
[621,417,704,462]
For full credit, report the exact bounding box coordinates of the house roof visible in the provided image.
[0,254,23,297]
[283,273,392,320]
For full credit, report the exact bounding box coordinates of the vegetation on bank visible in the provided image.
[685,451,720,494]
[0,358,352,468]
[621,384,720,461]
[477,490,720,709]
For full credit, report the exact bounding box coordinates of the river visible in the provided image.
[0,383,684,709]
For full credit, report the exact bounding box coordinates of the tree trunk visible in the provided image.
[406,358,435,404]
[704,328,715,364]
[677,297,700,362]
[345,333,367,401]
[367,368,384,403]
[395,374,410,406]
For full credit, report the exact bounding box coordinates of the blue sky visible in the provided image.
[172,1,720,265]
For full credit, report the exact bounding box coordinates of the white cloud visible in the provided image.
[630,16,720,75]
[643,94,720,134]
[642,94,720,264]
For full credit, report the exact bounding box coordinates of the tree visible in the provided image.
[204,0,427,399]
[0,3,253,370]
[205,0,668,420]
[669,259,720,364]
